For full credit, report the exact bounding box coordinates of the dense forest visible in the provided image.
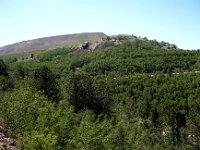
[1,37,200,149]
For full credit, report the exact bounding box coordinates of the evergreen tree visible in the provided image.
[0,76,14,94]
[0,58,8,76]
[34,66,61,103]
[16,65,26,79]
[68,73,111,115]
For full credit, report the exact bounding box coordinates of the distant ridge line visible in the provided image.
[0,32,107,55]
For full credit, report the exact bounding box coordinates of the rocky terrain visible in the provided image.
[0,32,107,55]
[0,131,17,150]
[71,35,134,52]
[71,40,115,52]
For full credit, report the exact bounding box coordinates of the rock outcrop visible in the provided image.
[88,41,114,50]
[71,40,115,52]
[0,132,17,150]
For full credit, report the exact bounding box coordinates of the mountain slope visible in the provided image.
[0,32,107,55]
[1,36,200,149]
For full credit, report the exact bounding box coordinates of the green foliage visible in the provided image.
[33,66,61,103]
[68,73,112,115]
[4,57,18,64]
[0,87,44,136]
[69,111,113,149]
[37,47,71,62]
[1,38,200,149]
[0,76,14,94]
[0,58,8,76]
[14,64,27,79]
[19,131,57,150]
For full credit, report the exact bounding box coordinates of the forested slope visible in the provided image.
[1,37,200,149]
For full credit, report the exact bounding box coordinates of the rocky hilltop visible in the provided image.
[0,32,107,55]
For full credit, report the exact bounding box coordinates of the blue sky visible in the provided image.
[0,0,199,49]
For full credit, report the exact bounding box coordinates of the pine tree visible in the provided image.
[34,66,61,103]
[68,73,111,115]
[0,58,8,76]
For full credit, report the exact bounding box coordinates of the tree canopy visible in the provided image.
[1,37,200,149]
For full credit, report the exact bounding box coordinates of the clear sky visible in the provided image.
[0,0,199,49]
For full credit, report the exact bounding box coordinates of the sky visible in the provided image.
[0,0,199,49]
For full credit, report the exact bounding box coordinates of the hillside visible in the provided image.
[1,37,200,149]
[0,32,107,55]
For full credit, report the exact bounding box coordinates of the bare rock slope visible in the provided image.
[0,32,107,55]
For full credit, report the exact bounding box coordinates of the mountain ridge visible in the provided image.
[0,32,107,55]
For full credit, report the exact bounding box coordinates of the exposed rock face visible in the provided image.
[0,132,17,150]
[71,40,115,52]
[88,41,114,50]
[82,41,89,49]
[0,32,107,55]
